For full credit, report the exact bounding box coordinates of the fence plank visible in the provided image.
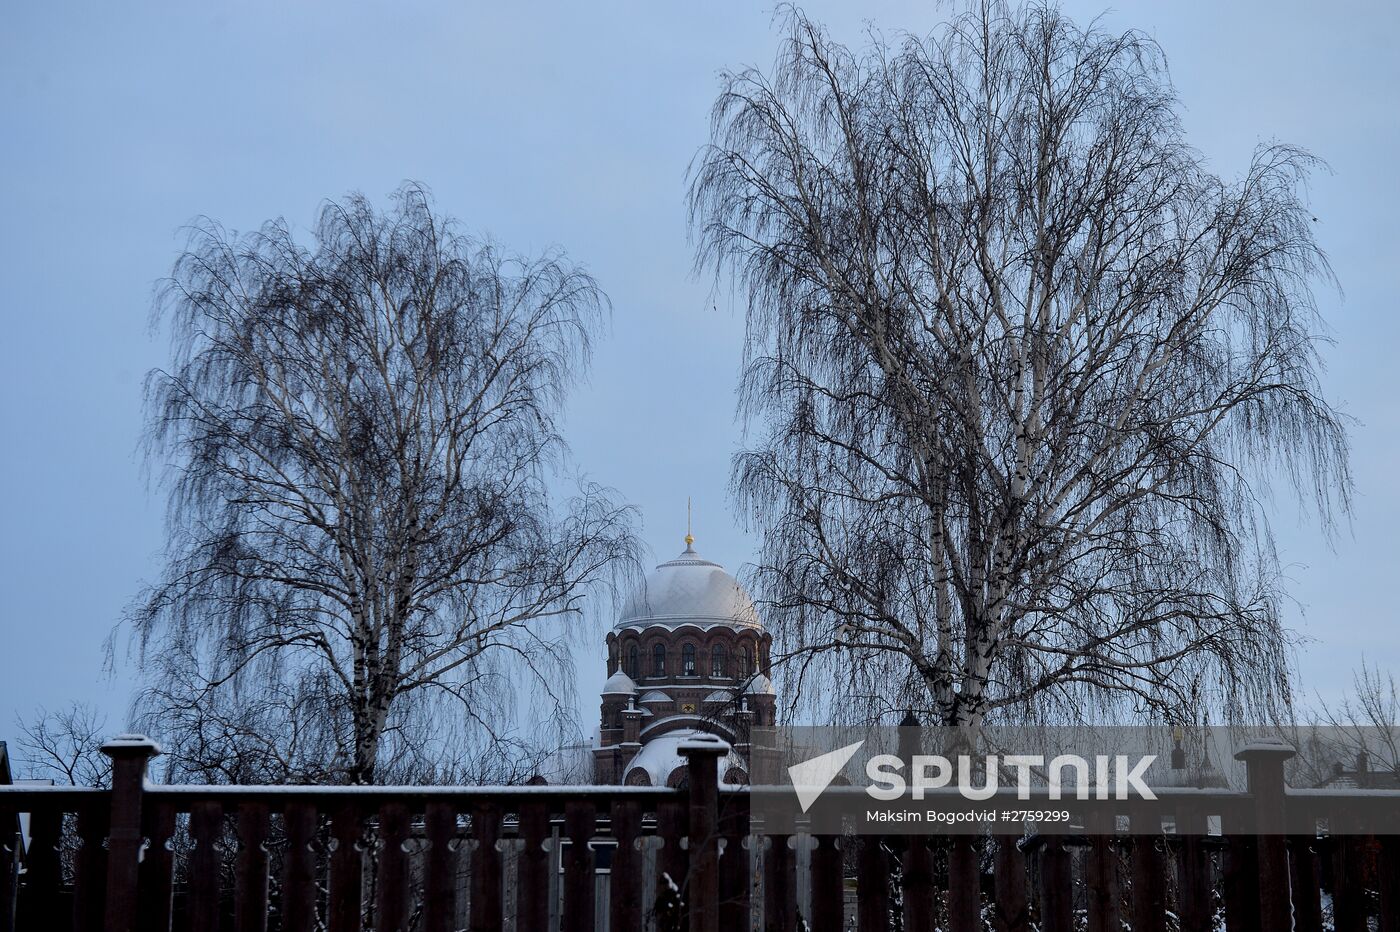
[1037,836,1072,932]
[1287,835,1323,932]
[326,802,362,932]
[188,801,223,932]
[1128,812,1165,932]
[1222,834,1260,932]
[763,834,795,932]
[947,836,979,932]
[470,802,502,932]
[0,804,16,932]
[422,801,458,932]
[73,803,108,932]
[656,797,688,916]
[718,794,750,932]
[137,802,177,932]
[610,800,642,932]
[901,837,935,932]
[809,835,843,932]
[280,802,319,932]
[1174,806,1211,932]
[1330,831,1367,932]
[856,836,888,932]
[234,802,270,932]
[562,800,595,932]
[992,836,1029,932]
[375,802,411,932]
[1085,812,1120,932]
[1379,835,1400,932]
[18,809,62,929]
[516,801,550,932]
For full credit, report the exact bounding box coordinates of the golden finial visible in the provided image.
[684,498,694,548]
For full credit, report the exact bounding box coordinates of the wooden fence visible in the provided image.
[0,736,1397,931]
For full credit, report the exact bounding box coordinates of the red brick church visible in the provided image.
[592,534,778,786]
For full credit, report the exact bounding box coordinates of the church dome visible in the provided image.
[615,543,761,631]
[601,670,637,695]
[744,672,776,695]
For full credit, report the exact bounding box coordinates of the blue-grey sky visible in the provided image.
[2,0,1396,743]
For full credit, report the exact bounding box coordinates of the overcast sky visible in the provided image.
[2,0,1396,744]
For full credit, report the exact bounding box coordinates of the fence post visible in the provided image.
[1234,739,1295,932]
[101,735,160,932]
[680,736,727,932]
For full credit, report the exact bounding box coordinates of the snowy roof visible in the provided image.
[614,544,761,632]
[744,673,775,695]
[602,670,637,695]
[639,690,671,703]
[622,728,746,787]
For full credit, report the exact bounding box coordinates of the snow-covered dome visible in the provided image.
[744,673,776,695]
[615,543,761,631]
[622,729,746,787]
[601,670,637,695]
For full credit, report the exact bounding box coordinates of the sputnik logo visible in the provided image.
[788,741,865,812]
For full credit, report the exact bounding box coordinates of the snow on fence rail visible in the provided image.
[0,737,1396,932]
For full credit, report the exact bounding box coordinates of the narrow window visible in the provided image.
[627,645,639,679]
[741,645,755,676]
[652,643,666,677]
[711,645,728,678]
[682,643,697,676]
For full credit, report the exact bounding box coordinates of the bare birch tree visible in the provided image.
[129,185,636,783]
[690,4,1350,728]
[16,703,111,787]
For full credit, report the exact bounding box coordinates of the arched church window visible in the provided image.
[711,645,728,678]
[682,643,697,676]
[741,645,755,676]
[627,645,639,679]
[652,643,666,677]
